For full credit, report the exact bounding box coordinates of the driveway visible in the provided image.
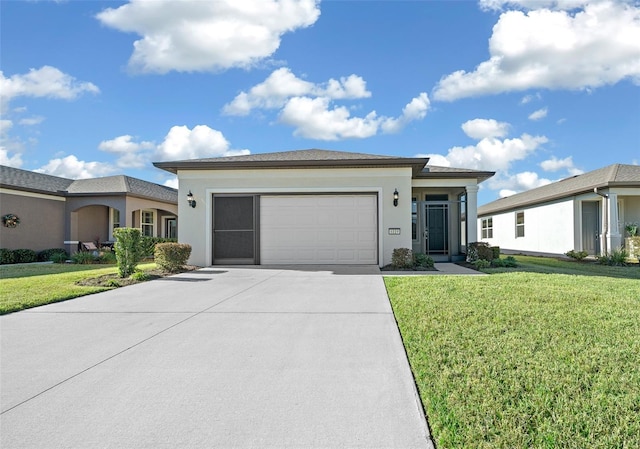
[1,266,433,449]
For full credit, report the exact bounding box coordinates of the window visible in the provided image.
[482,217,493,239]
[141,210,155,237]
[516,211,525,238]
[412,197,417,240]
[165,218,177,239]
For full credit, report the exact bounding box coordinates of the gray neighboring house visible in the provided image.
[477,164,640,256]
[0,165,178,255]
[154,149,494,267]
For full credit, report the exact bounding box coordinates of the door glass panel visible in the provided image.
[425,204,448,255]
[214,196,254,230]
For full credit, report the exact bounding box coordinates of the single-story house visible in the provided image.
[477,164,640,256]
[0,165,178,255]
[153,149,494,267]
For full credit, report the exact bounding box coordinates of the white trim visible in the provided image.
[0,188,66,202]
[205,187,383,267]
[64,241,79,244]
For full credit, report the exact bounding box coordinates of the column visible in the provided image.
[607,192,621,251]
[466,185,479,244]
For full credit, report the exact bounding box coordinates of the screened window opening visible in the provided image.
[516,211,525,238]
[482,217,493,239]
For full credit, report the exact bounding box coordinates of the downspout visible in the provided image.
[594,187,608,255]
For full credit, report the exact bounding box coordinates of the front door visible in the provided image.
[212,195,258,264]
[425,196,449,256]
[582,201,600,255]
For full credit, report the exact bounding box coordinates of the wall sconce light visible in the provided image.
[393,188,399,207]
[187,190,197,208]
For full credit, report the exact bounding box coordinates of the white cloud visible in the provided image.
[416,153,451,167]
[433,1,640,101]
[490,171,554,197]
[461,118,510,139]
[528,107,548,120]
[0,148,23,167]
[520,93,541,104]
[278,92,430,140]
[18,116,45,126]
[223,68,371,116]
[163,177,179,188]
[98,135,155,154]
[156,125,249,160]
[35,155,117,179]
[96,0,321,74]
[540,155,583,175]
[479,0,590,11]
[0,119,13,136]
[0,66,99,105]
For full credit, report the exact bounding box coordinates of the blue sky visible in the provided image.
[1,0,639,205]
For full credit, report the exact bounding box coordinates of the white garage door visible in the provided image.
[260,195,378,264]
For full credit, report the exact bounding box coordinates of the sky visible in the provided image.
[1,0,639,205]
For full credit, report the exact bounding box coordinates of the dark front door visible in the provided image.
[213,195,258,264]
[582,201,600,255]
[425,202,449,255]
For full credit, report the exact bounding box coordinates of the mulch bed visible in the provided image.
[76,265,200,288]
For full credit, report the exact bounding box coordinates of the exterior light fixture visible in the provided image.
[187,190,196,208]
[393,188,399,207]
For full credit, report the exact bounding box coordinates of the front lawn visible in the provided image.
[385,256,640,448]
[0,262,156,314]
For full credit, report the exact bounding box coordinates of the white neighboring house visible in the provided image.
[477,164,640,256]
[154,149,494,267]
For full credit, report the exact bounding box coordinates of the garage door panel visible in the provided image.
[261,195,377,265]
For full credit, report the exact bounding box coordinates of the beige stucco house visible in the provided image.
[154,149,494,267]
[0,165,178,255]
[477,164,640,256]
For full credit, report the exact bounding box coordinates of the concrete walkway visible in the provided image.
[1,266,433,449]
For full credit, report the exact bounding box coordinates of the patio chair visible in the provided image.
[81,242,99,252]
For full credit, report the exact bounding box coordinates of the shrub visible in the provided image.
[597,248,628,266]
[130,271,151,282]
[155,242,192,273]
[491,258,505,267]
[467,242,494,262]
[504,256,518,267]
[113,227,142,277]
[140,237,178,259]
[98,250,117,264]
[104,279,121,288]
[473,259,491,269]
[12,249,37,264]
[413,253,434,269]
[37,248,68,262]
[565,249,589,261]
[51,252,69,264]
[71,251,97,264]
[391,248,413,269]
[491,246,501,260]
[0,248,16,265]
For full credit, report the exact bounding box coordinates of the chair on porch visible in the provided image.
[80,241,99,252]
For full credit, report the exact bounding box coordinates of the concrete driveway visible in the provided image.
[1,266,433,449]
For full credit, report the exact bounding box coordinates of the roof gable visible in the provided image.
[0,165,73,195]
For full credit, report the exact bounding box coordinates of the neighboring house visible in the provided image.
[477,164,640,256]
[0,165,178,255]
[154,149,494,267]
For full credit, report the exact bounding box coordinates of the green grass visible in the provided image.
[385,256,640,449]
[0,262,156,314]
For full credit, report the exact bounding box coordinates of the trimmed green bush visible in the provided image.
[491,246,500,260]
[414,253,435,269]
[467,242,494,262]
[504,256,518,267]
[50,252,69,264]
[598,248,628,266]
[0,248,16,265]
[130,271,151,281]
[37,248,68,262]
[391,248,414,269]
[12,249,37,264]
[473,259,491,269]
[113,227,142,278]
[139,237,178,259]
[154,242,192,273]
[565,249,589,261]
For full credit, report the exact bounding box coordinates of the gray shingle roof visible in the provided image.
[479,163,640,216]
[154,148,430,175]
[1,165,177,203]
[0,165,73,195]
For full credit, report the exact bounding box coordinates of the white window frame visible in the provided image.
[515,211,525,238]
[141,210,155,237]
[109,208,121,241]
[482,217,493,239]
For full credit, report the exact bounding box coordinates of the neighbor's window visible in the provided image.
[111,208,120,230]
[516,211,525,238]
[482,217,493,239]
[141,210,155,237]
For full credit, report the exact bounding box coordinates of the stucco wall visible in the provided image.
[0,190,66,251]
[478,198,575,254]
[177,167,413,267]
